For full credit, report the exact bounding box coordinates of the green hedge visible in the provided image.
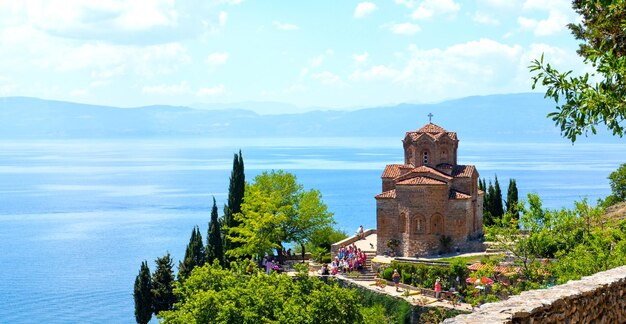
[387,259,469,290]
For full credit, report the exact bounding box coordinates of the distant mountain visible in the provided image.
[0,94,619,142]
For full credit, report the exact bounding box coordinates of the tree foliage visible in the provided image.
[492,176,504,218]
[134,261,152,324]
[227,170,334,259]
[607,163,626,204]
[151,253,176,315]
[178,226,205,281]
[223,151,245,260]
[206,197,224,265]
[506,179,519,222]
[530,0,626,142]
[158,263,364,323]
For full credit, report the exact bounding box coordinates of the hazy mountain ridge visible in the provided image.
[0,94,618,142]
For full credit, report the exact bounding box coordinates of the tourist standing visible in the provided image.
[266,259,274,274]
[393,269,401,292]
[434,278,442,299]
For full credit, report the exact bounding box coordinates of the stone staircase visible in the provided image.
[339,251,377,281]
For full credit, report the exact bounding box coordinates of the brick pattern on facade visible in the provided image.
[376,123,484,257]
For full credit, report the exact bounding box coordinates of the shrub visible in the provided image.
[382,267,394,281]
[401,272,412,284]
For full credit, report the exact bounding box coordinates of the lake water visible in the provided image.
[0,138,624,323]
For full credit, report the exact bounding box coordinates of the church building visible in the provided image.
[375,122,483,257]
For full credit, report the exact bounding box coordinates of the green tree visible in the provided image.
[493,175,504,219]
[158,262,364,323]
[530,0,626,142]
[206,197,224,265]
[506,178,519,221]
[223,151,245,260]
[305,226,347,252]
[134,261,152,324]
[607,163,626,205]
[178,226,205,281]
[151,253,176,315]
[227,170,334,260]
[484,181,495,226]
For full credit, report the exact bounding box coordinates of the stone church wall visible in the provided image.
[376,199,398,255]
[444,265,626,324]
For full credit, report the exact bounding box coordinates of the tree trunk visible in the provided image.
[301,243,306,263]
[276,243,284,265]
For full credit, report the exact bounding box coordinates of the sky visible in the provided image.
[0,0,587,113]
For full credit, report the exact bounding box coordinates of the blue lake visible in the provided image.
[0,138,624,323]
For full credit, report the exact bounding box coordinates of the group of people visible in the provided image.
[319,243,368,276]
[261,256,281,274]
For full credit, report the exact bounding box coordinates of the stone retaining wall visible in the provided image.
[444,265,626,323]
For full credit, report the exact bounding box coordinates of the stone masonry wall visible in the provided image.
[444,265,626,324]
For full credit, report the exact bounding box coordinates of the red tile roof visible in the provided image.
[405,123,458,142]
[375,189,396,199]
[451,165,476,178]
[408,166,453,179]
[416,123,447,133]
[449,190,471,199]
[381,164,413,178]
[397,176,447,186]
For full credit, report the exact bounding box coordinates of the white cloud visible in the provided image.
[394,0,416,8]
[352,52,369,64]
[312,71,345,86]
[206,52,230,66]
[215,0,243,4]
[517,0,576,36]
[354,2,378,18]
[196,84,225,96]
[219,11,228,26]
[522,0,569,11]
[307,50,334,68]
[142,81,190,95]
[273,21,299,31]
[411,0,460,20]
[0,1,229,44]
[350,65,399,81]
[518,11,569,36]
[386,22,421,35]
[473,11,499,25]
[346,38,581,102]
[22,1,178,36]
[479,0,522,10]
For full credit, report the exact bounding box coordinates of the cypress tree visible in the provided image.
[178,226,205,281]
[485,181,495,226]
[223,151,245,259]
[134,261,152,324]
[206,197,224,265]
[151,253,176,315]
[507,179,520,221]
[493,175,504,218]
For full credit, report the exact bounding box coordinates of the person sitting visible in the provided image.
[320,264,330,276]
[357,225,364,239]
[330,263,338,275]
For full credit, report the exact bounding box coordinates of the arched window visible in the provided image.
[415,215,425,234]
[422,151,429,165]
[441,150,447,162]
[401,213,408,233]
[430,213,444,235]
